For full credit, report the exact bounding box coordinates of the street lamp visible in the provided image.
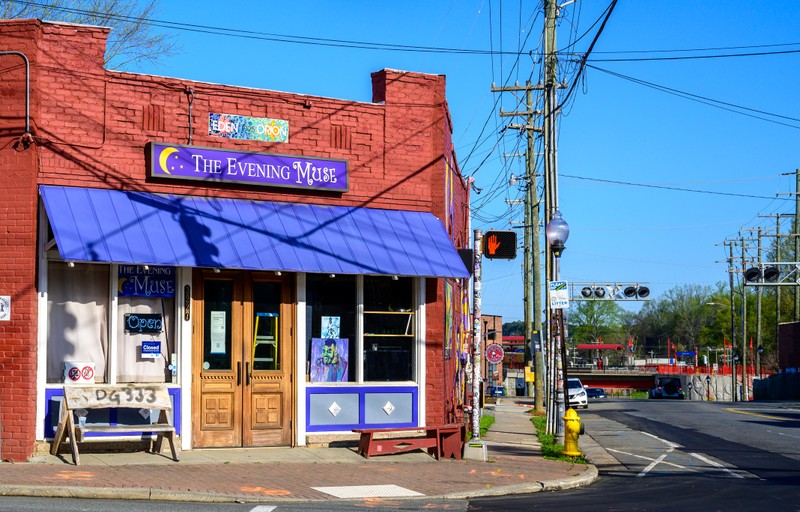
[545,210,569,439]
[705,375,712,401]
[545,210,570,257]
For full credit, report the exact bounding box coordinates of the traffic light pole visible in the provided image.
[493,82,544,410]
[465,229,487,461]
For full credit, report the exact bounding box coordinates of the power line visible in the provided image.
[10,0,532,56]
[586,47,800,63]
[561,173,788,200]
[13,0,800,62]
[589,41,800,56]
[586,65,800,130]
[556,0,618,112]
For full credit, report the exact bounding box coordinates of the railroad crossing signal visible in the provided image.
[483,230,517,259]
[571,282,651,301]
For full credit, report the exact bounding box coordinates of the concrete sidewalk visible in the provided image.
[0,398,599,503]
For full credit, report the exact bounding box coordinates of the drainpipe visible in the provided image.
[0,51,32,142]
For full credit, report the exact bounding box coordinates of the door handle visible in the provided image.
[246,362,251,386]
[237,362,241,386]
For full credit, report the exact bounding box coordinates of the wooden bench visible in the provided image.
[50,384,179,465]
[354,424,465,460]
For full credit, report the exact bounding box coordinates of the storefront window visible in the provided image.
[116,296,175,383]
[305,274,356,382]
[46,262,109,383]
[363,276,414,381]
[305,274,416,383]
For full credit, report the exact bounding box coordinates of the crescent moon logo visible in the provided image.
[118,277,127,295]
[158,147,179,175]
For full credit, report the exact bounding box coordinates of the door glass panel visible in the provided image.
[252,281,281,371]
[203,279,233,371]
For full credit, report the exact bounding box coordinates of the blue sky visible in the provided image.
[131,1,800,322]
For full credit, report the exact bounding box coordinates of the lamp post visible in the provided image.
[732,351,740,401]
[545,210,569,439]
[705,375,712,401]
[756,345,764,379]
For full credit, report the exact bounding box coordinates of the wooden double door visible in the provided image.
[192,270,294,448]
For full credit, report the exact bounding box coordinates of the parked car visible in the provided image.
[567,377,589,409]
[649,377,685,399]
[586,387,607,399]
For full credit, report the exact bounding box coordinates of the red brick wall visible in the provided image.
[0,20,52,461]
[0,20,470,459]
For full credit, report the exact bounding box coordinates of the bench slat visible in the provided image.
[78,424,175,434]
[52,385,179,465]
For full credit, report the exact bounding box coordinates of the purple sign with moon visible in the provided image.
[147,142,348,192]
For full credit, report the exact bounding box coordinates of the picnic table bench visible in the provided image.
[354,424,465,460]
[50,384,179,465]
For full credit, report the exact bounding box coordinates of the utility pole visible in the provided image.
[795,169,799,320]
[727,241,737,401]
[776,214,781,367]
[740,235,748,401]
[494,82,544,410]
[542,0,562,437]
[756,227,762,384]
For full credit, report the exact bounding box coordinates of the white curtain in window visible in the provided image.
[46,263,108,383]
[116,297,174,383]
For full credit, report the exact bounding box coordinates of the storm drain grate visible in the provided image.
[311,484,424,498]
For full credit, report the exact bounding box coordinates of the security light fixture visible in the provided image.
[545,210,569,258]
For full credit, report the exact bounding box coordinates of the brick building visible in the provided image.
[0,19,471,461]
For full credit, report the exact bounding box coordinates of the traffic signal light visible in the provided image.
[483,230,517,259]
[744,266,779,282]
[581,286,606,298]
[623,286,650,298]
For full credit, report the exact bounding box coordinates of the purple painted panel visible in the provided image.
[147,142,348,192]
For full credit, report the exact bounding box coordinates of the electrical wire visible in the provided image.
[10,0,536,57]
[586,65,800,129]
[561,173,788,201]
[556,0,618,113]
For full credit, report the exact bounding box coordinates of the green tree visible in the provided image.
[1,0,177,69]
[503,320,525,336]
[568,300,626,344]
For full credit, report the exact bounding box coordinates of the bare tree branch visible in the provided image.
[1,0,179,70]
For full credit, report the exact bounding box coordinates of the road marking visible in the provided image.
[249,507,277,512]
[640,431,682,449]
[606,448,689,470]
[637,450,672,478]
[689,453,752,479]
[312,485,424,498]
[723,408,793,421]
[770,429,800,440]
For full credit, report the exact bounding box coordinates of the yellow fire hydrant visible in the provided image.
[562,408,583,457]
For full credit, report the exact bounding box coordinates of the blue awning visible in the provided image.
[39,186,469,278]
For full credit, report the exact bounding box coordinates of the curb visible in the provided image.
[441,464,599,500]
[0,464,599,504]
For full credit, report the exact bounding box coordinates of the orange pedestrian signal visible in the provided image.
[483,230,517,259]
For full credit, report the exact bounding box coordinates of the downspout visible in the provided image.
[0,51,32,144]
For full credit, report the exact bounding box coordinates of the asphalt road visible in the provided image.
[470,398,800,512]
